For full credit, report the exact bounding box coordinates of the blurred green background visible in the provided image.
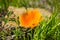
[0,0,60,40]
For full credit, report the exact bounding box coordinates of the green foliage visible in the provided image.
[0,0,60,40]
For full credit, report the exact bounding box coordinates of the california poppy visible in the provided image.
[19,8,43,28]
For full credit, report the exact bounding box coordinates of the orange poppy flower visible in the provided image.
[19,9,43,28]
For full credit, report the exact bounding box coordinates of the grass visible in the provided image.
[0,0,60,40]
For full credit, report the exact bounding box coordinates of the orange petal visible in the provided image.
[19,9,43,28]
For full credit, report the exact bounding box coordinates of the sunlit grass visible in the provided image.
[0,0,60,40]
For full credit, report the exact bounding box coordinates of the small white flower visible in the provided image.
[40,8,51,17]
[13,7,26,17]
[8,6,26,17]
[8,6,15,11]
